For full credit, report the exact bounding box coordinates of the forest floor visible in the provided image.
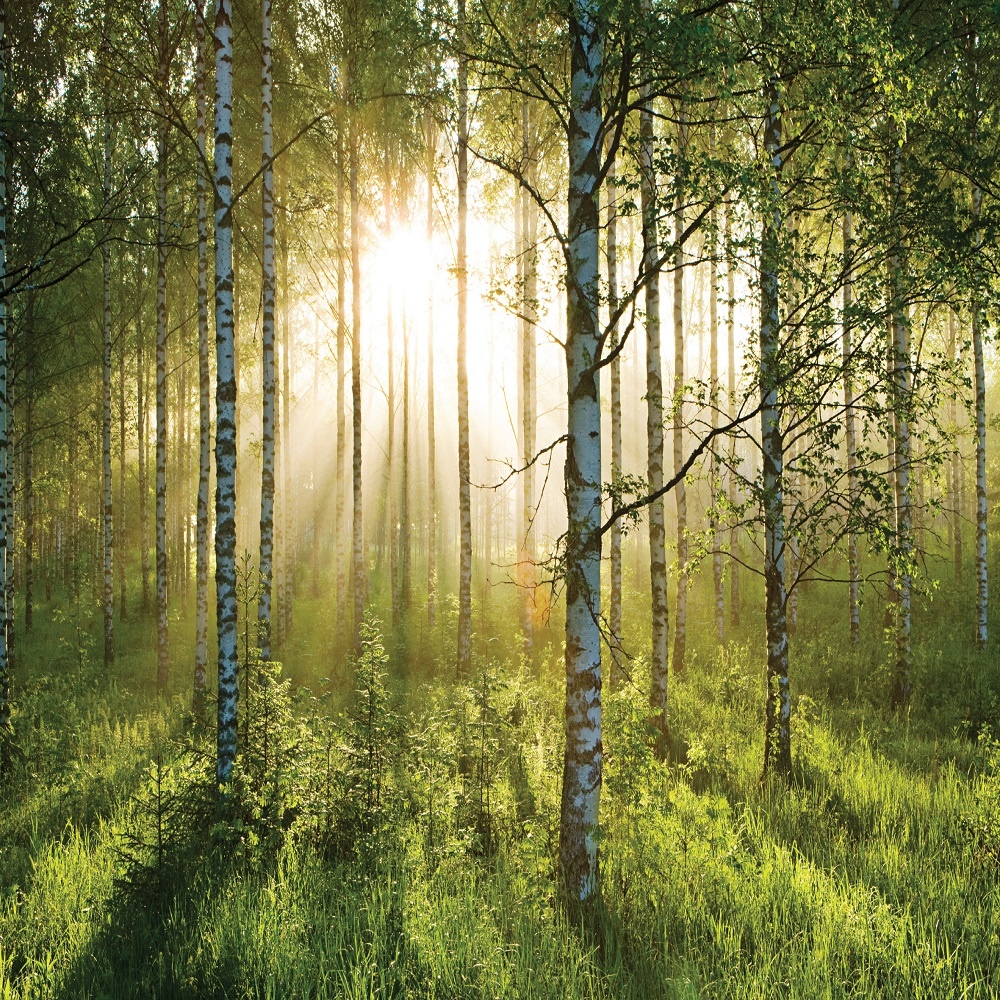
[1,571,999,999]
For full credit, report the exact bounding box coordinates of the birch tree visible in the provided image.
[101,30,114,668]
[214,0,239,784]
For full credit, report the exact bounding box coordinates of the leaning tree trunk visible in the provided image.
[155,0,170,692]
[607,155,623,688]
[843,210,859,644]
[194,0,210,715]
[350,113,365,655]
[639,61,667,735]
[257,0,276,663]
[456,0,472,678]
[559,0,603,911]
[760,74,791,779]
[426,119,437,630]
[672,105,689,676]
[102,76,114,668]
[214,0,239,784]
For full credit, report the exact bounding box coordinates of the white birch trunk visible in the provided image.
[194,0,210,714]
[214,0,239,784]
[456,0,472,678]
[257,0,276,663]
[155,0,170,692]
[761,76,791,778]
[559,0,603,908]
[972,184,988,650]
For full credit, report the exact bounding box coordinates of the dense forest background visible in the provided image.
[1,0,1000,996]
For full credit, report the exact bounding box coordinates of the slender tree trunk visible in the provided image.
[118,313,127,622]
[24,397,32,633]
[386,161,399,630]
[761,75,791,779]
[257,0,276,663]
[0,4,8,747]
[726,198,740,628]
[456,0,472,678]
[888,95,912,708]
[194,0,210,715]
[709,127,723,643]
[102,77,114,668]
[350,113,365,655]
[607,156,622,689]
[214,0,239,784]
[155,0,170,692]
[311,311,320,597]
[426,119,437,631]
[640,58,667,732]
[672,105,688,675]
[336,129,347,635]
[949,309,963,582]
[559,0,603,910]
[138,272,150,613]
[843,210,859,644]
[402,312,411,616]
[280,192,293,635]
[520,96,537,655]
[972,183,987,650]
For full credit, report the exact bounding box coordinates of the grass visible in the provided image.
[0,565,998,998]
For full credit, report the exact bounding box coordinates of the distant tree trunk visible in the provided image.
[138,273,150,613]
[350,113,365,655]
[672,105,688,676]
[118,313,127,622]
[426,119,437,631]
[311,312,319,597]
[726,198,740,629]
[214,0,239,784]
[386,161,399,630]
[102,75,114,668]
[257,0,276,663]
[336,129,347,635]
[843,210,859,644]
[456,0,472,678]
[194,0,210,715]
[402,312,411,616]
[560,0,603,910]
[709,127,723,644]
[888,93,912,708]
[761,74,791,779]
[972,182,987,650]
[949,309,963,582]
[640,59,667,733]
[24,396,32,633]
[607,155,622,689]
[155,0,170,692]
[279,191,294,637]
[520,96,537,655]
